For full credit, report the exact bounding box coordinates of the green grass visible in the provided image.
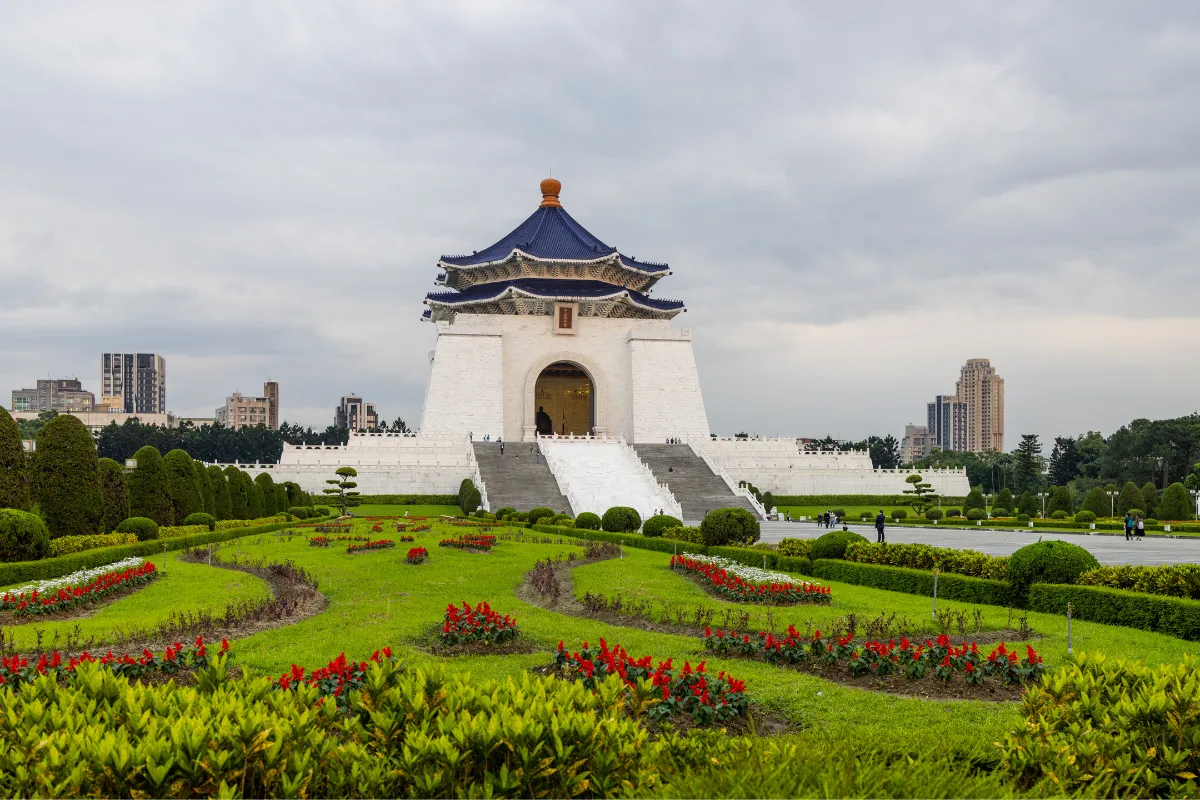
[1,550,271,649]
[349,504,462,518]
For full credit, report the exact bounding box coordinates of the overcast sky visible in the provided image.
[2,2,1198,446]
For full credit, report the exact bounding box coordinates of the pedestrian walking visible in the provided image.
[1136,515,1145,540]
[1125,512,1134,541]
[875,510,886,543]
[499,437,504,455]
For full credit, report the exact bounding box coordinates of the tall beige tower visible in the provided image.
[955,358,1004,452]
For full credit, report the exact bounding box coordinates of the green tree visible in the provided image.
[16,409,58,442]
[32,414,102,538]
[1157,482,1193,521]
[1017,491,1038,517]
[224,467,249,520]
[1140,482,1159,518]
[963,487,985,513]
[97,458,129,533]
[254,473,278,516]
[0,408,29,511]
[193,460,214,515]
[248,481,265,519]
[1012,434,1045,494]
[128,446,173,526]
[163,449,203,523]
[1047,485,1074,516]
[902,474,938,515]
[994,487,1014,514]
[323,467,360,515]
[1047,436,1081,487]
[207,465,232,520]
[1116,481,1143,516]
[273,485,288,516]
[1081,486,1109,519]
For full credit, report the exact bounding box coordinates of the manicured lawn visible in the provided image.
[349,504,462,517]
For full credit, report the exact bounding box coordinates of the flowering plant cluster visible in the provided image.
[346,540,395,554]
[308,535,370,547]
[397,524,431,533]
[554,638,747,725]
[0,636,230,690]
[439,601,519,646]
[407,547,429,564]
[438,535,496,551]
[276,647,396,709]
[448,520,494,528]
[4,557,148,598]
[307,524,353,533]
[399,535,415,542]
[703,627,1044,685]
[670,555,831,605]
[371,525,383,533]
[1,560,158,616]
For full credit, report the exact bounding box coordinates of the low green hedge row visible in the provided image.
[1027,584,1200,641]
[807,559,1021,608]
[0,516,331,587]
[352,495,459,505]
[773,494,966,507]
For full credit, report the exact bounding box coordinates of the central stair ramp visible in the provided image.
[471,441,571,515]
[538,436,682,522]
[631,442,764,522]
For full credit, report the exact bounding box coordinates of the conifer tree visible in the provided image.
[193,460,214,515]
[163,449,203,523]
[0,408,28,511]
[248,481,265,518]
[207,465,233,520]
[128,446,174,526]
[33,414,102,538]
[254,473,277,516]
[1081,486,1109,518]
[1116,481,1144,515]
[1017,491,1038,517]
[1140,483,1159,518]
[273,485,288,515]
[223,466,248,520]
[1157,482,1194,521]
[97,458,129,533]
[994,487,1014,515]
[963,487,985,513]
[1047,485,1074,515]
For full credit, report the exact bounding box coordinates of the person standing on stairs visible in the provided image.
[499,437,504,456]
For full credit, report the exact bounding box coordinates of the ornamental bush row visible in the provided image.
[772,494,967,507]
[48,532,138,557]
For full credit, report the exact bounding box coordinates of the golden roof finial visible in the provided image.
[540,177,562,207]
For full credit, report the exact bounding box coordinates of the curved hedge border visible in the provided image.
[0,515,331,587]
[1028,584,1200,641]
[806,559,1021,608]
[350,495,458,506]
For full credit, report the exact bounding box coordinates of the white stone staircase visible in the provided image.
[539,436,682,523]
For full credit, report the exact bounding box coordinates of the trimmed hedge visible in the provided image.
[116,516,159,541]
[1028,583,1200,641]
[530,524,708,555]
[0,509,51,563]
[350,494,459,505]
[602,507,641,533]
[33,414,102,538]
[642,514,682,538]
[575,512,602,531]
[183,512,216,531]
[808,559,1021,607]
[810,530,868,560]
[0,516,329,587]
[699,508,760,546]
[49,533,138,557]
[97,458,129,536]
[773,494,966,507]
[1007,540,1099,595]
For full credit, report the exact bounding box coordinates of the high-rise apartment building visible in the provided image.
[215,383,280,431]
[900,423,936,463]
[100,353,166,414]
[335,395,377,432]
[10,379,95,412]
[927,394,967,452]
[956,358,1004,452]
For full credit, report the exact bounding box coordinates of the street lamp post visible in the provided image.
[1106,490,1118,518]
[1037,491,1049,519]
[1191,489,1200,521]
[984,493,993,518]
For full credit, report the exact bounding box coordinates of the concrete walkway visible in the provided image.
[758,520,1200,567]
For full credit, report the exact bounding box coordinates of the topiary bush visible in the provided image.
[966,508,985,521]
[1074,510,1097,524]
[946,509,962,518]
[1006,540,1100,594]
[699,508,760,547]
[601,507,641,533]
[494,507,515,520]
[925,509,943,521]
[183,512,216,531]
[0,508,51,562]
[1051,510,1068,519]
[989,508,1011,519]
[97,457,129,535]
[459,481,481,516]
[0,408,29,512]
[288,506,311,520]
[164,449,204,523]
[777,538,813,559]
[116,517,160,542]
[831,508,846,518]
[1017,514,1030,523]
[1157,482,1193,521]
[129,447,174,526]
[549,513,573,525]
[33,414,102,539]
[642,514,682,538]
[664,526,703,544]
[525,507,554,525]
[1125,508,1144,519]
[574,512,601,531]
[810,530,868,560]
[890,509,908,521]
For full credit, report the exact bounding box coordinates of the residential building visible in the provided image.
[100,353,166,414]
[264,381,279,430]
[956,358,1005,453]
[215,392,271,430]
[900,424,936,463]
[335,395,377,432]
[927,394,967,452]
[10,379,95,412]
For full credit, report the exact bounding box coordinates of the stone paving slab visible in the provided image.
[758,521,1200,567]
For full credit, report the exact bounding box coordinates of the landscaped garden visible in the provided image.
[0,499,1197,797]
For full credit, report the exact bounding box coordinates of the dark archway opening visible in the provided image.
[534,362,594,436]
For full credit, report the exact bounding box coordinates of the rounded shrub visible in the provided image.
[1126,508,1144,519]
[946,509,962,518]
[183,512,216,531]
[116,516,159,542]
[1146,518,1158,526]
[1051,510,1068,519]
[459,482,481,516]
[495,507,515,520]
[602,507,641,533]
[0,508,51,562]
[33,414,102,538]
[990,508,1011,519]
[1007,540,1099,592]
[831,508,847,518]
[535,517,553,526]
[1017,513,1030,523]
[966,508,986,521]
[288,506,311,519]
[313,506,332,517]
[1074,510,1097,524]
[925,509,943,521]
[890,509,908,521]
[643,514,682,538]
[525,507,554,525]
[699,508,760,547]
[575,512,601,531]
[810,529,868,560]
[549,513,573,525]
[859,511,872,521]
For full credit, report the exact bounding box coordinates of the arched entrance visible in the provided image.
[533,361,593,436]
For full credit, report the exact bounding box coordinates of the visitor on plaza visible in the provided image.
[498,437,504,455]
[1136,515,1145,539]
[1125,512,1134,541]
[875,510,886,543]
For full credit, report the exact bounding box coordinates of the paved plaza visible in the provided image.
[758,521,1200,567]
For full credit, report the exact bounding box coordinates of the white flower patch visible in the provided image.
[2,557,150,597]
[684,554,817,586]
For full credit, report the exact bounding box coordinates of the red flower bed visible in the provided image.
[0,636,230,690]
[277,647,396,709]
[703,627,1045,685]
[407,547,429,564]
[308,535,370,547]
[346,540,395,554]
[439,601,519,645]
[371,525,383,533]
[438,535,496,552]
[669,555,831,605]
[399,535,415,542]
[1,561,159,616]
[554,638,747,725]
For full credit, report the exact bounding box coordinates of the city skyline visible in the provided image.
[2,4,1199,446]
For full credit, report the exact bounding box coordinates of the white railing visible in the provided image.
[464,436,490,512]
[688,441,767,519]
[618,437,684,520]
